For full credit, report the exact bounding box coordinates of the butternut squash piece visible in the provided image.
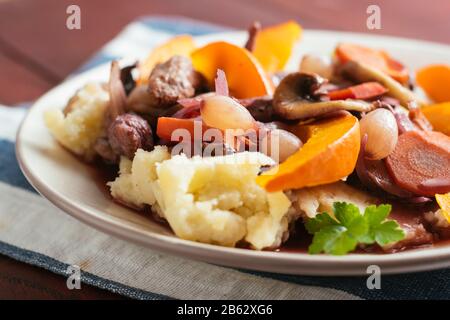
[257,114,360,192]
[191,41,273,98]
[416,64,450,103]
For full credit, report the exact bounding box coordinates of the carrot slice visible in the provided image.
[386,130,450,196]
[328,82,388,100]
[416,64,450,103]
[335,43,409,84]
[156,117,205,142]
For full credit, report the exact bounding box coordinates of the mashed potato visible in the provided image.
[108,146,171,212]
[44,83,109,160]
[292,181,375,218]
[108,149,292,249]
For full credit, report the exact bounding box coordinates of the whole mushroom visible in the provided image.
[273,72,373,120]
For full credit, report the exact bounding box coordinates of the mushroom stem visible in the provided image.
[340,61,426,108]
[275,99,373,120]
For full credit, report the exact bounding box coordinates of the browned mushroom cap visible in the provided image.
[339,61,426,108]
[273,72,373,120]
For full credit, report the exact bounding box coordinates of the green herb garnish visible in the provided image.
[305,202,405,255]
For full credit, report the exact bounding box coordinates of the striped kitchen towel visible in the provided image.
[1,16,449,300]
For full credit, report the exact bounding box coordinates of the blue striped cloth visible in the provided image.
[1,16,449,300]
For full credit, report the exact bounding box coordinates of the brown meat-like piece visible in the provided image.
[147,55,203,108]
[239,96,274,123]
[108,113,154,159]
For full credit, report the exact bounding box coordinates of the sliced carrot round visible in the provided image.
[336,43,386,71]
[416,64,450,103]
[386,130,450,196]
[335,43,409,84]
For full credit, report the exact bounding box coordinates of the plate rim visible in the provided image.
[16,29,450,276]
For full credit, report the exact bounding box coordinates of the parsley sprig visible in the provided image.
[305,202,405,255]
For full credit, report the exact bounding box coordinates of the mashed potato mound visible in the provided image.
[44,83,109,160]
[108,149,292,249]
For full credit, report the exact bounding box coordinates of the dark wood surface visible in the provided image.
[0,0,448,299]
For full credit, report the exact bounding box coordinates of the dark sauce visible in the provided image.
[275,222,311,254]
[88,160,449,254]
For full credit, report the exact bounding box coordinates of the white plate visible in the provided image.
[16,30,450,275]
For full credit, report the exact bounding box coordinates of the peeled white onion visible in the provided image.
[299,54,333,79]
[201,95,256,130]
[360,108,398,160]
[260,129,302,163]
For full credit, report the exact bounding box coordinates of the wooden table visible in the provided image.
[0,0,448,299]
